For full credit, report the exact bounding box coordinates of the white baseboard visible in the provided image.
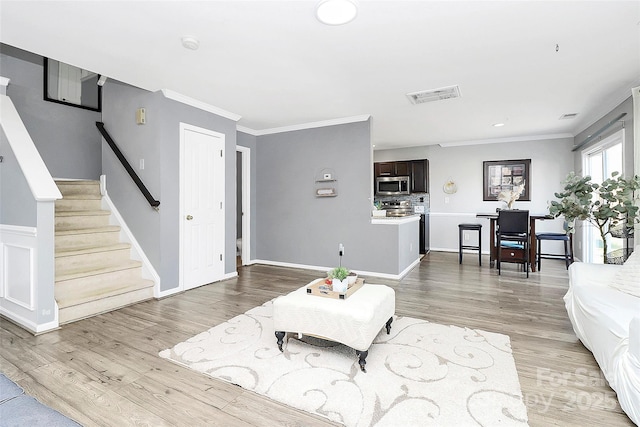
[101,186,162,296]
[430,247,492,255]
[0,307,59,335]
[251,258,421,281]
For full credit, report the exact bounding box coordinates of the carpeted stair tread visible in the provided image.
[55,210,110,217]
[55,193,102,199]
[56,278,154,309]
[54,179,155,325]
[56,259,142,282]
[55,225,121,235]
[58,286,154,324]
[55,179,99,184]
[55,242,131,258]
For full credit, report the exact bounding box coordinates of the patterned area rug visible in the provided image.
[160,300,529,427]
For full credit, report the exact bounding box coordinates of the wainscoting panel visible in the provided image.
[1,225,37,310]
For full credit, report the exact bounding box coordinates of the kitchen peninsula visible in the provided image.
[369,213,421,279]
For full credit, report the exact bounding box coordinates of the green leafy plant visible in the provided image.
[549,171,640,263]
[329,266,350,281]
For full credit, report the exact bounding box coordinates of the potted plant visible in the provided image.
[372,201,386,217]
[549,171,640,264]
[328,266,350,292]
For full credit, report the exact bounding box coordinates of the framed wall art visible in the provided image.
[482,159,531,201]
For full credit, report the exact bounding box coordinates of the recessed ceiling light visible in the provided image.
[493,123,505,127]
[181,36,200,50]
[316,0,358,25]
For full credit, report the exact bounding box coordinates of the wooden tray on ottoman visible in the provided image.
[306,278,365,300]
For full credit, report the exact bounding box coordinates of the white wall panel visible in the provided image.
[4,243,34,309]
[0,225,36,311]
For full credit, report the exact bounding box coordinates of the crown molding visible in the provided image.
[236,125,258,136]
[238,114,371,136]
[160,89,241,122]
[438,132,573,148]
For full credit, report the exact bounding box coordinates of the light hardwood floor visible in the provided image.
[0,252,634,426]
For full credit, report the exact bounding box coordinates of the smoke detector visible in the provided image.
[181,36,200,50]
[407,85,461,105]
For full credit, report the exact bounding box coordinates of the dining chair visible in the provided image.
[497,209,530,277]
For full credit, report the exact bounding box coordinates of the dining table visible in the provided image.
[476,212,554,273]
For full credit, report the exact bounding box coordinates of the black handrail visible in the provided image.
[96,122,160,209]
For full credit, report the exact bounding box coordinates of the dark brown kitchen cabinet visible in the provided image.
[374,161,411,177]
[375,162,395,177]
[411,159,429,193]
[394,161,411,176]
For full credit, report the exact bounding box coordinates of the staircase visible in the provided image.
[55,180,154,324]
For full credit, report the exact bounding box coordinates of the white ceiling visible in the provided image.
[1,1,639,150]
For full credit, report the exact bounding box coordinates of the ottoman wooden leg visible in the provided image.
[356,349,368,373]
[275,331,285,352]
[385,317,393,334]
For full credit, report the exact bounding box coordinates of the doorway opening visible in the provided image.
[236,146,251,266]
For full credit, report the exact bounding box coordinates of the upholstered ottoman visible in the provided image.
[273,282,395,372]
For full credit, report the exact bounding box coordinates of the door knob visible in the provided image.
[186,215,193,220]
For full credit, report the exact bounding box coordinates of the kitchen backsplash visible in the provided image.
[375,193,430,211]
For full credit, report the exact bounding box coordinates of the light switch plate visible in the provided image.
[414,205,425,213]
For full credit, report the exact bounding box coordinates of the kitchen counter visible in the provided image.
[371,214,421,225]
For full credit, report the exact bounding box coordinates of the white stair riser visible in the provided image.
[56,199,102,211]
[58,287,154,325]
[56,214,110,229]
[55,231,121,250]
[57,182,101,197]
[56,267,145,302]
[56,248,132,274]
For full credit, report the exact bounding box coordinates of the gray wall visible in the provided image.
[0,128,36,226]
[102,81,238,292]
[375,137,575,253]
[255,120,411,274]
[0,44,102,179]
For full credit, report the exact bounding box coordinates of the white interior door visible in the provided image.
[180,123,225,290]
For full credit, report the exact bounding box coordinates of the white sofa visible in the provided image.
[565,254,640,425]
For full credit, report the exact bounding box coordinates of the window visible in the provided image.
[582,129,624,263]
[44,58,102,112]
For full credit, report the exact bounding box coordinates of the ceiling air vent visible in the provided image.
[406,85,461,105]
[559,113,579,120]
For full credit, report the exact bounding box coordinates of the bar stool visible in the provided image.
[536,232,573,270]
[458,223,482,265]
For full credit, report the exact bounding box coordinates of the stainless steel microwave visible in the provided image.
[376,176,410,195]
